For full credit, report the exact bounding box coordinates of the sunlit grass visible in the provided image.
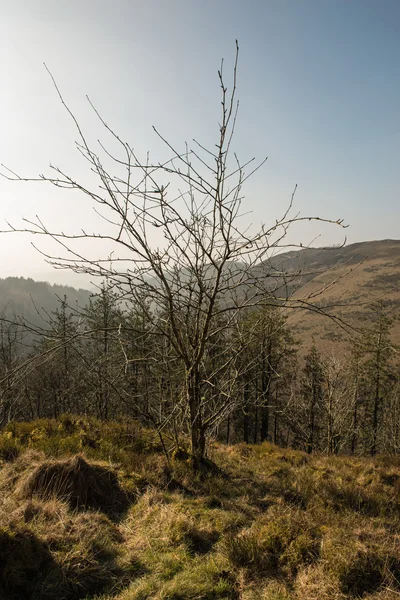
[0,416,399,599]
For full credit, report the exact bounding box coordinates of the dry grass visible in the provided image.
[1,417,400,599]
[18,454,129,516]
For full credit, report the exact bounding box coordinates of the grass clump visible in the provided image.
[125,555,236,600]
[0,499,142,600]
[172,517,219,555]
[110,555,236,600]
[223,507,321,578]
[241,581,292,600]
[157,555,237,599]
[1,416,162,470]
[294,564,345,600]
[322,528,400,597]
[51,514,140,599]
[19,454,129,516]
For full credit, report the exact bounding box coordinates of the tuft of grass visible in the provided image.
[18,454,129,517]
[0,498,142,600]
[154,555,237,600]
[1,416,163,471]
[294,564,345,600]
[241,580,292,600]
[222,507,321,578]
[322,528,400,597]
[108,556,236,600]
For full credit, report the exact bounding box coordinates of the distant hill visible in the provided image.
[1,240,399,355]
[277,239,400,353]
[0,277,91,330]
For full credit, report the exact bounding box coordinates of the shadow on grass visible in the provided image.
[0,526,145,600]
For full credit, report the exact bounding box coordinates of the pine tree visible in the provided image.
[356,302,396,455]
[82,283,126,419]
[301,345,325,454]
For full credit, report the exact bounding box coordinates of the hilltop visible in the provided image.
[0,416,399,599]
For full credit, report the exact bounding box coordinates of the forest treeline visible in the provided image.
[0,277,90,329]
[0,282,398,457]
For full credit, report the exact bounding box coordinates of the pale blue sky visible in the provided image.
[0,0,399,287]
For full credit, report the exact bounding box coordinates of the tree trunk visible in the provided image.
[351,375,359,454]
[226,416,231,445]
[371,332,382,456]
[260,406,269,442]
[327,390,333,454]
[273,388,279,445]
[307,383,316,454]
[243,379,251,443]
[260,336,273,442]
[253,406,258,444]
[187,367,205,460]
[372,341,381,456]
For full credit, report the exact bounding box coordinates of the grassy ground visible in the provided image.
[0,416,399,599]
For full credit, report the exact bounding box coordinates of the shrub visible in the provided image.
[0,434,20,462]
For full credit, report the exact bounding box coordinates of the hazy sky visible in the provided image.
[0,0,399,288]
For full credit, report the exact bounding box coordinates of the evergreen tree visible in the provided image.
[355,302,397,455]
[82,283,126,419]
[301,345,325,454]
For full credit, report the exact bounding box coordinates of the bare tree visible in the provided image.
[381,380,400,454]
[323,354,355,454]
[352,302,397,455]
[1,42,346,461]
[0,315,25,425]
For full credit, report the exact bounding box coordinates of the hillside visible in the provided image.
[0,277,91,329]
[273,239,400,353]
[1,240,399,355]
[0,417,399,600]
